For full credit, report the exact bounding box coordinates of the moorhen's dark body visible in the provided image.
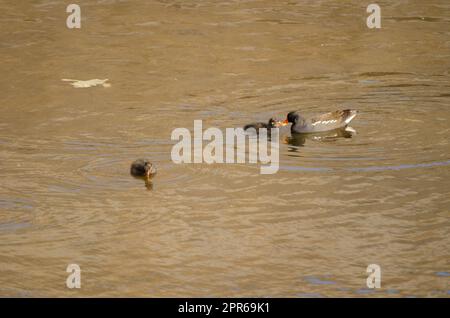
[284,109,357,133]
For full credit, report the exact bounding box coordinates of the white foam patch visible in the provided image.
[62,79,111,88]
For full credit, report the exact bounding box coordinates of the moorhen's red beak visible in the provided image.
[274,119,289,127]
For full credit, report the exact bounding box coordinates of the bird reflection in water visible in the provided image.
[284,127,356,149]
[144,179,154,191]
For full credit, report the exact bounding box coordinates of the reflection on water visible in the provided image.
[144,179,154,191]
[284,127,355,147]
[0,0,449,297]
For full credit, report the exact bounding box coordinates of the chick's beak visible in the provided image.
[145,164,157,178]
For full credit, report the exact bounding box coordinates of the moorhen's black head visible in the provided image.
[286,111,299,124]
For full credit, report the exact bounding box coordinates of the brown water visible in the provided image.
[1,0,449,297]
